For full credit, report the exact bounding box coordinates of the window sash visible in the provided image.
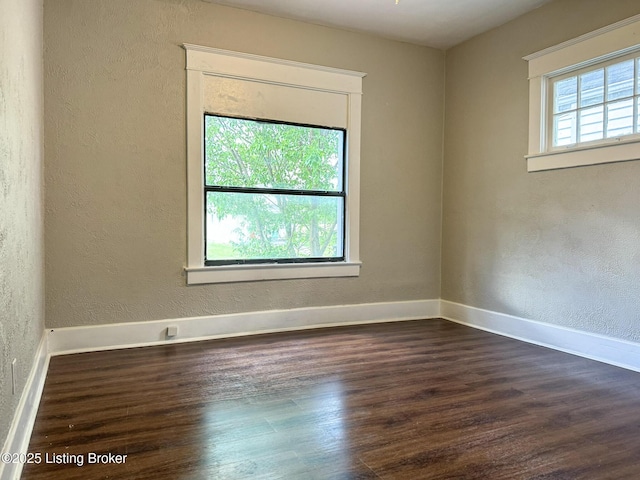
[202,114,347,266]
[547,51,640,151]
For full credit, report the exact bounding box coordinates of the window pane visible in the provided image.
[637,58,640,95]
[606,99,634,138]
[554,76,577,113]
[579,105,604,143]
[205,115,344,191]
[606,60,634,101]
[553,111,576,146]
[579,69,604,107]
[206,191,343,262]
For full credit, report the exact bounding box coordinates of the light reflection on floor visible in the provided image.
[202,379,348,478]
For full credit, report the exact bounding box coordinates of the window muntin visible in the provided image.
[203,114,346,266]
[550,54,640,149]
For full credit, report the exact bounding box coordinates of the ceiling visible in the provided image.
[203,0,553,49]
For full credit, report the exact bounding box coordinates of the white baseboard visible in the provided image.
[4,297,638,480]
[48,299,441,355]
[46,298,640,370]
[0,333,50,480]
[440,300,640,372]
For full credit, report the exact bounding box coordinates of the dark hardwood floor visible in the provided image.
[22,319,640,479]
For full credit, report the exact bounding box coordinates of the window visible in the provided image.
[550,55,640,148]
[525,14,640,172]
[183,44,365,284]
[204,114,346,266]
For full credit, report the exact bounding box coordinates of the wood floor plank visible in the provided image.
[21,319,640,479]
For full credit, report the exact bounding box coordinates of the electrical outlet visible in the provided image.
[11,359,16,395]
[166,326,178,338]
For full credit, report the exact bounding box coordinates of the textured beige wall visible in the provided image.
[443,0,640,340]
[0,0,44,448]
[44,0,444,328]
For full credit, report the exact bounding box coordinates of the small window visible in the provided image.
[204,114,346,266]
[549,55,640,149]
[524,14,640,172]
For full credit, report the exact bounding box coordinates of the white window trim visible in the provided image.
[182,44,365,284]
[524,14,640,172]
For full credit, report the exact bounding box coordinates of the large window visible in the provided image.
[183,44,365,284]
[204,114,346,265]
[525,14,640,172]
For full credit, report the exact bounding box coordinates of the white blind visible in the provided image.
[202,75,348,128]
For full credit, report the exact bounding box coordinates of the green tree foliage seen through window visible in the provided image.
[204,115,345,263]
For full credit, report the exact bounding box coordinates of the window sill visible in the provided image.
[185,261,361,285]
[526,138,640,172]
